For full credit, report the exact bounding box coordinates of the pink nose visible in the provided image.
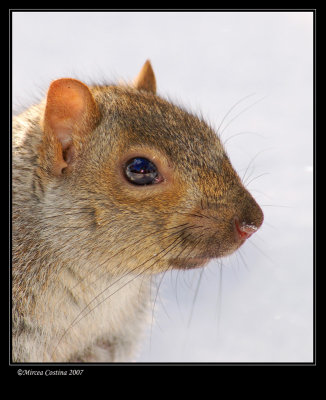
[235,218,258,240]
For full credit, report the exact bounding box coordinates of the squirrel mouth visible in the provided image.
[169,256,211,270]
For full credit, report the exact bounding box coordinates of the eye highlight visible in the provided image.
[124,157,162,185]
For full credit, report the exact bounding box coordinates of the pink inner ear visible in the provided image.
[45,81,87,132]
[44,78,97,136]
[42,78,99,175]
[55,126,74,163]
[52,125,73,146]
[62,143,75,164]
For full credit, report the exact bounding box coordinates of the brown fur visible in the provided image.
[12,60,263,362]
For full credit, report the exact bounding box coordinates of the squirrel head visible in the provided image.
[38,60,263,273]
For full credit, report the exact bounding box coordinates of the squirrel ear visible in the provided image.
[133,60,156,94]
[42,78,99,175]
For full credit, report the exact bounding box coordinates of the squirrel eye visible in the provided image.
[124,157,161,185]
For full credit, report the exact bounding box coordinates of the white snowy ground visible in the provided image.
[12,11,314,363]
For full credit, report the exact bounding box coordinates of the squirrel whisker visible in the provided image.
[244,172,270,188]
[51,223,192,314]
[69,222,192,293]
[220,95,267,138]
[51,232,187,360]
[187,267,206,329]
[72,226,191,298]
[216,93,257,138]
[236,247,250,272]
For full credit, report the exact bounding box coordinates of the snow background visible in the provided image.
[12,11,314,363]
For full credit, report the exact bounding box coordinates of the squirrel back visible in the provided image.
[12,60,263,362]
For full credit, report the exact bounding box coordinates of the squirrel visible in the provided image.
[12,60,264,362]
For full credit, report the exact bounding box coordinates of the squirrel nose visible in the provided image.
[234,217,259,240]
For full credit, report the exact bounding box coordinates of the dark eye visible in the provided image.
[124,157,161,185]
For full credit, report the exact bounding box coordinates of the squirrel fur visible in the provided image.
[12,60,263,362]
